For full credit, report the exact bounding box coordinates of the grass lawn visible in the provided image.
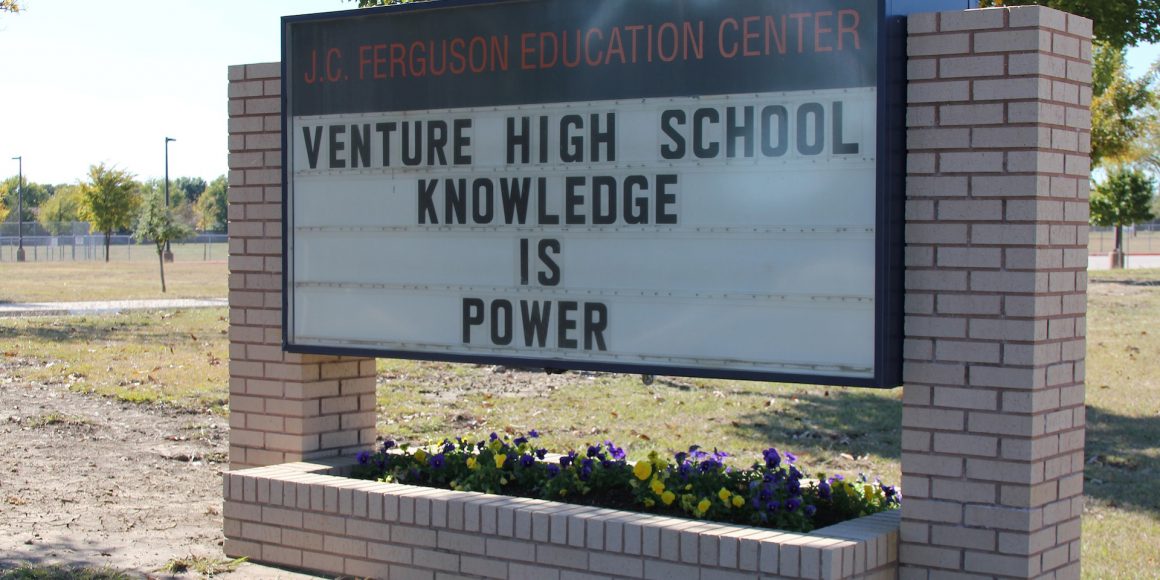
[0,265,1156,578]
[0,252,227,302]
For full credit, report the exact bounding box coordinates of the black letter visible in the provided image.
[445,178,467,224]
[427,120,448,165]
[656,175,678,224]
[623,175,649,224]
[592,176,617,225]
[462,298,484,343]
[693,108,720,158]
[591,113,615,162]
[760,106,788,157]
[472,178,494,223]
[726,106,754,158]
[797,103,825,156]
[584,303,608,351]
[376,121,397,166]
[453,118,472,164]
[418,180,438,224]
[303,126,323,169]
[490,300,513,345]
[557,301,578,349]
[329,125,347,169]
[565,176,586,225]
[660,110,686,160]
[351,124,371,168]
[402,121,422,166]
[507,116,530,164]
[500,178,531,224]
[560,115,583,162]
[832,102,859,155]
[521,300,552,347]
[538,239,561,286]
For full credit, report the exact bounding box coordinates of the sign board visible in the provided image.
[283,0,903,387]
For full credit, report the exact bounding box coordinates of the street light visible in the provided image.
[164,137,176,262]
[11,156,24,262]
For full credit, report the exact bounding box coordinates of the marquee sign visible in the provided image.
[282,0,904,387]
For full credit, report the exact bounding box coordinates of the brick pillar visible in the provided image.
[900,7,1090,579]
[227,63,377,469]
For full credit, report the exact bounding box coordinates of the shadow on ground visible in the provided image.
[1084,405,1160,515]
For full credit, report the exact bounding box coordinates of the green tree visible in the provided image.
[134,189,193,292]
[0,0,20,13]
[37,185,84,235]
[1091,167,1156,267]
[979,0,1160,49]
[1090,44,1157,166]
[203,175,228,232]
[81,164,140,262]
[1,176,49,223]
[173,176,207,203]
[193,188,221,233]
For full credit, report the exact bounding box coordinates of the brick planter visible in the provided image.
[224,459,899,579]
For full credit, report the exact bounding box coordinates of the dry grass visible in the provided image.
[0,248,226,303]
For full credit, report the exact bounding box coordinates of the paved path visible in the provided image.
[0,298,227,317]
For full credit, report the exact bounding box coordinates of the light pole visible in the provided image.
[164,137,176,262]
[11,156,24,262]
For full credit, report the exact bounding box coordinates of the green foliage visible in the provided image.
[1,175,49,222]
[173,176,207,203]
[0,0,19,13]
[193,186,222,232]
[1090,43,1157,166]
[351,433,898,533]
[202,175,228,232]
[81,164,140,261]
[978,0,1160,48]
[134,188,194,292]
[37,185,84,234]
[1091,167,1157,228]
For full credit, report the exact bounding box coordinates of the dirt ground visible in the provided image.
[0,355,319,579]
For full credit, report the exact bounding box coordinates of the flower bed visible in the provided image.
[223,444,901,579]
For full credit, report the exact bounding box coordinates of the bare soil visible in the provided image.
[0,354,253,578]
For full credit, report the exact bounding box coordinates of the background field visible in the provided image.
[0,263,1156,578]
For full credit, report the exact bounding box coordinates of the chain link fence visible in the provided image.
[1089,223,1160,255]
[0,222,227,262]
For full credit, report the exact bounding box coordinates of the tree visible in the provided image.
[37,185,84,235]
[1091,167,1156,268]
[350,0,428,7]
[203,175,228,232]
[979,0,1160,49]
[80,164,140,262]
[193,188,221,233]
[1090,44,1157,166]
[134,189,193,292]
[174,176,207,204]
[0,1,19,13]
[1,175,49,223]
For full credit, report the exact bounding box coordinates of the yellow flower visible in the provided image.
[732,495,745,508]
[661,491,676,506]
[466,457,478,470]
[633,461,652,481]
[414,449,428,463]
[650,479,665,495]
[864,485,874,500]
[697,498,711,515]
[495,454,507,468]
[644,498,656,508]
[718,488,732,503]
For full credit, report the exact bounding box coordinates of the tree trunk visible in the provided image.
[104,230,111,262]
[157,246,167,293]
[1114,224,1125,268]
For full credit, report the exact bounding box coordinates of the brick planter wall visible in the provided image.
[224,460,900,580]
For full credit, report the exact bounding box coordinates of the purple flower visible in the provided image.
[560,452,574,468]
[519,454,535,468]
[786,478,801,495]
[356,450,371,465]
[605,441,626,460]
[442,441,455,454]
[804,505,817,517]
[766,500,781,513]
[674,451,688,464]
[428,453,446,469]
[819,481,832,500]
[529,429,540,438]
[762,448,781,469]
[785,498,801,512]
[382,440,396,450]
[785,451,797,464]
[546,464,560,478]
[712,448,729,461]
[587,445,601,458]
[489,432,499,441]
[514,436,528,446]
[579,458,595,481]
[534,448,547,460]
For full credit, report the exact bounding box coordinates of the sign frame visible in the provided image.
[280,0,911,388]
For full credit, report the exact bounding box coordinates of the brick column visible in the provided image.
[227,63,377,469]
[901,7,1089,579]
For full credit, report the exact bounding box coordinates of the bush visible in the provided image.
[349,432,899,533]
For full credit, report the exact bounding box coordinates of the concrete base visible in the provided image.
[15,246,25,262]
[163,249,174,263]
[1109,249,1124,269]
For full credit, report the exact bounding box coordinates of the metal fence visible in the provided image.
[0,222,228,262]
[1089,223,1160,255]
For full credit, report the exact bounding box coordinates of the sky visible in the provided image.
[1,1,1158,186]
